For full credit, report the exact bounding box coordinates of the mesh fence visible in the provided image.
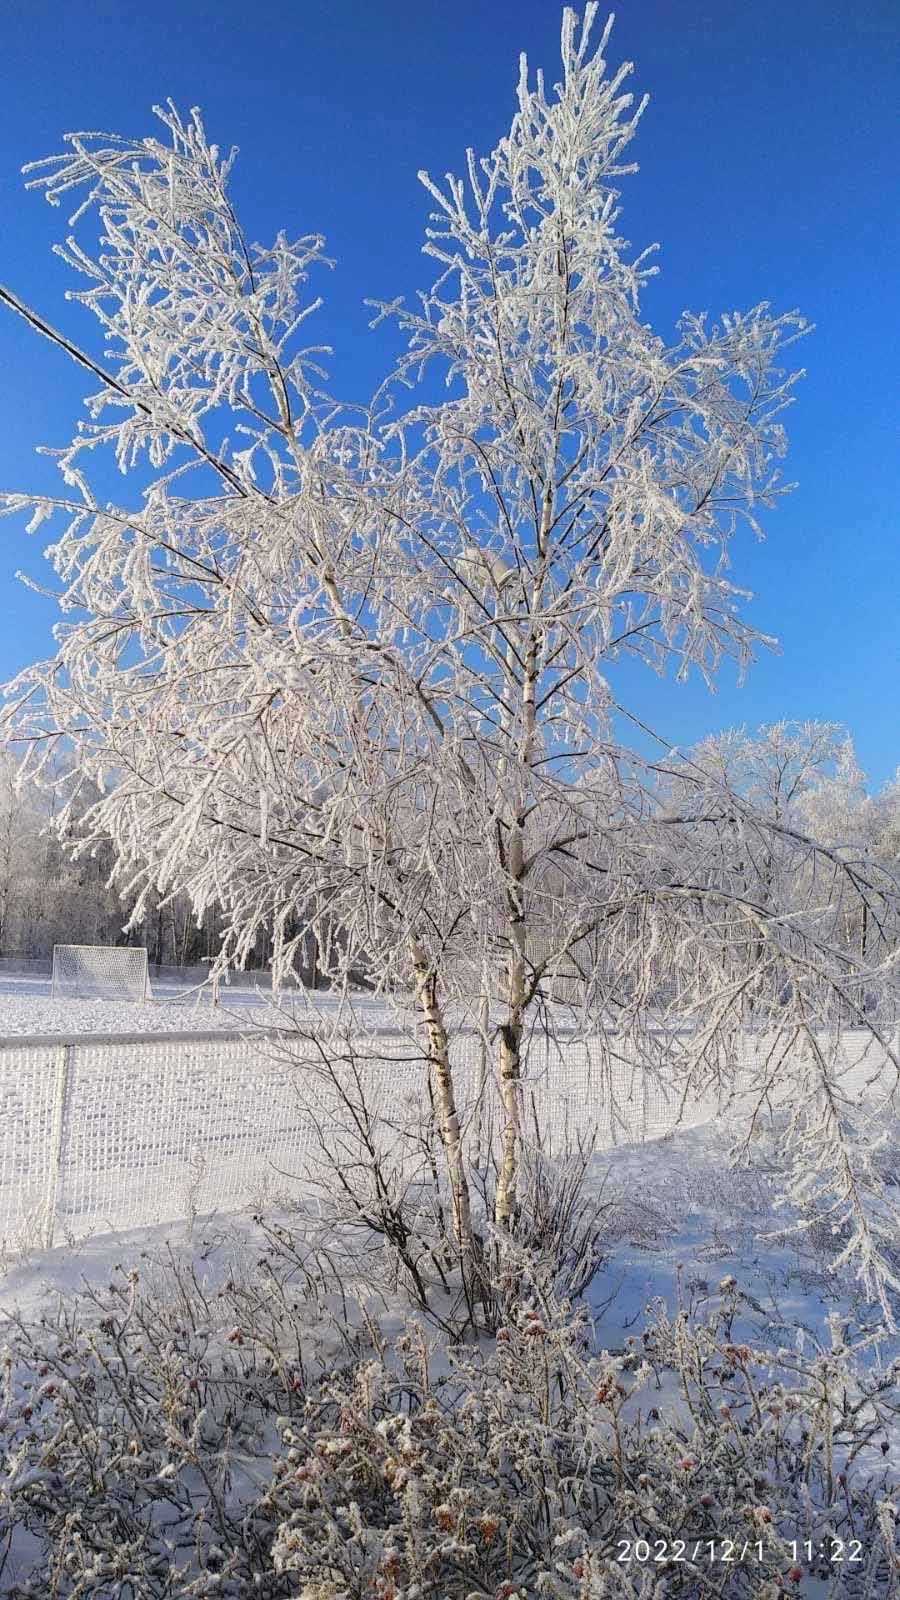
[50,945,150,1003]
[0,1025,895,1251]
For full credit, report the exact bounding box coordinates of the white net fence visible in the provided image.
[50,944,150,1003]
[0,1025,895,1252]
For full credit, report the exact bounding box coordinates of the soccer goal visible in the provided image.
[50,944,151,1003]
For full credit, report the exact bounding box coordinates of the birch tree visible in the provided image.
[678,723,892,975]
[1,8,899,1305]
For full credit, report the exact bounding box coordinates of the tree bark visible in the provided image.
[494,826,527,1230]
[412,945,477,1264]
[493,485,551,1230]
[472,984,491,1171]
[495,1014,524,1229]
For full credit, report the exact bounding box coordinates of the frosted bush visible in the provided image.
[3,1240,896,1597]
[264,1284,900,1597]
[0,1244,357,1598]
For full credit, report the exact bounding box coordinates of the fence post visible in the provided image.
[44,1043,73,1250]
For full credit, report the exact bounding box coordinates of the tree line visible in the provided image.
[0,751,285,969]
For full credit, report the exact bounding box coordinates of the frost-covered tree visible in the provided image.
[673,723,866,975]
[0,746,256,966]
[678,723,896,974]
[874,772,900,875]
[0,750,113,961]
[687,722,856,822]
[2,9,899,1303]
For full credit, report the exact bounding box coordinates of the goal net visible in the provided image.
[50,945,151,1004]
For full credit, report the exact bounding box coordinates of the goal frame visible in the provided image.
[50,944,151,1004]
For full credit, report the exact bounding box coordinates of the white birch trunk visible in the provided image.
[494,825,527,1230]
[494,486,551,1230]
[412,945,476,1262]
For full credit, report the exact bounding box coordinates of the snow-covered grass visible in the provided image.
[0,991,266,1039]
[0,977,408,1038]
[0,977,300,1038]
[596,1127,898,1372]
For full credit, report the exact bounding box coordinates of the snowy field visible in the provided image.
[0,991,269,1039]
[0,975,396,1039]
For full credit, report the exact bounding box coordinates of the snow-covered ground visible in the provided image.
[0,967,602,1037]
[3,1120,895,1416]
[0,991,267,1038]
[0,979,397,1038]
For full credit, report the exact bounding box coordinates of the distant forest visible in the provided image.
[0,753,309,972]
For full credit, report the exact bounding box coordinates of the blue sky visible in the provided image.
[0,0,897,783]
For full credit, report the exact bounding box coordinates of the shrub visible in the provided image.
[266,1276,900,1598]
[0,1243,354,1598]
[1,1239,898,1597]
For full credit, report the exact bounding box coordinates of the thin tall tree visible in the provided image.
[2,8,899,1305]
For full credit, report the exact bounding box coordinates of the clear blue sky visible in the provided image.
[0,1,897,783]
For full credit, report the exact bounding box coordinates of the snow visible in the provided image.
[0,990,266,1039]
[592,1126,855,1350]
[0,1209,266,1327]
[0,1118,883,1339]
[0,979,396,1039]
[3,1121,896,1428]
